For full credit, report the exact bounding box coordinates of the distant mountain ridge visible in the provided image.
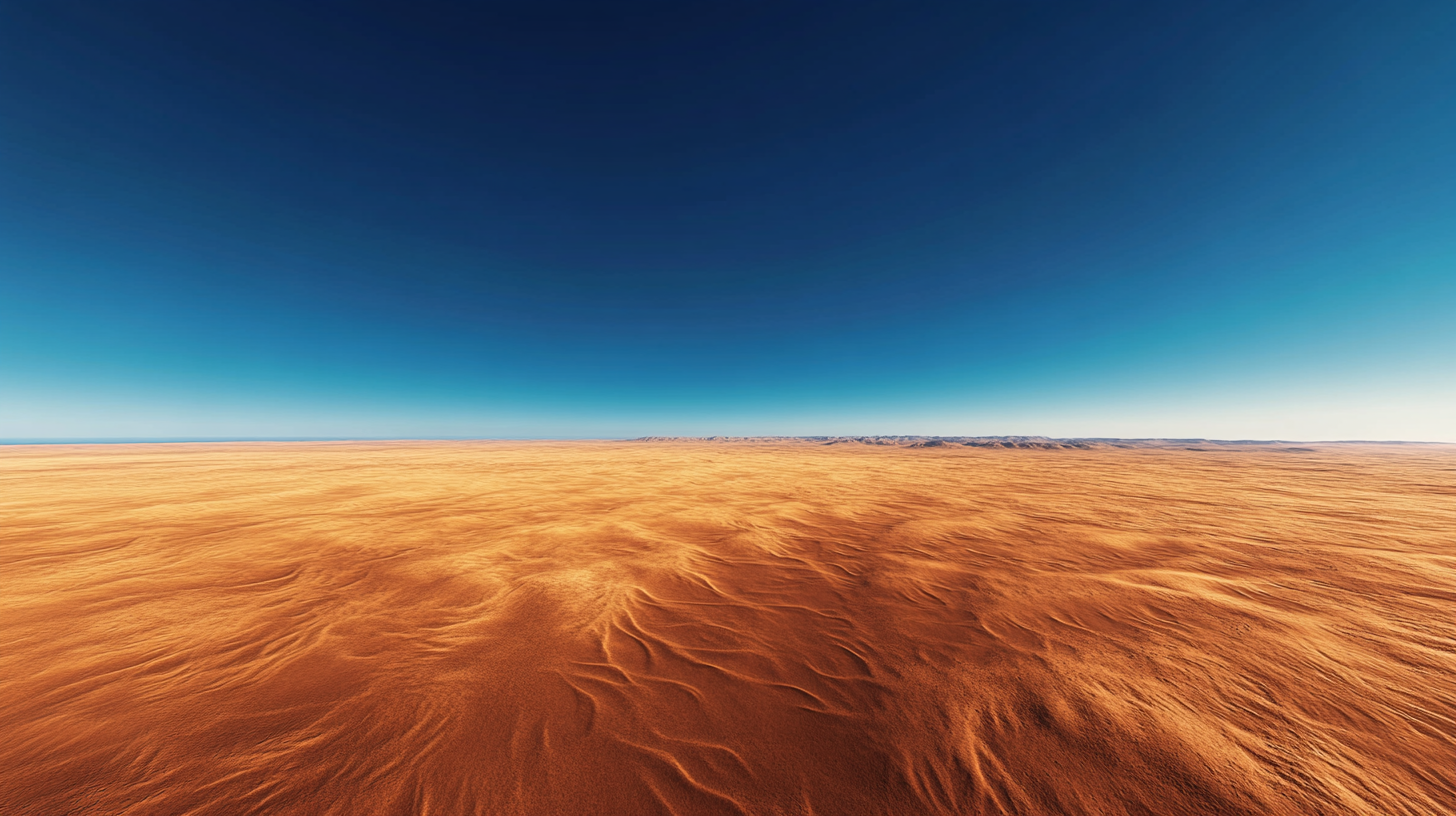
[631,436,1444,449]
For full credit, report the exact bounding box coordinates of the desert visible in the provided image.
[2,439,1454,815]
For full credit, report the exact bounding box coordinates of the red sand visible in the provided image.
[2,440,1454,815]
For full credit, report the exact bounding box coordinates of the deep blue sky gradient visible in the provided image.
[3,2,1453,439]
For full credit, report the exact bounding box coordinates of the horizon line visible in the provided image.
[3,436,1452,447]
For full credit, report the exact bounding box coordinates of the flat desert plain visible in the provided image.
[2,440,1454,816]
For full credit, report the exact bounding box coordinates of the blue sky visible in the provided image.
[3,2,1453,441]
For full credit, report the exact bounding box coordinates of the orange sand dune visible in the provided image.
[2,440,1454,815]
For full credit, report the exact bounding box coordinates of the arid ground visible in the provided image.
[2,440,1454,816]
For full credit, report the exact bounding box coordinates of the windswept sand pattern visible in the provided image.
[2,441,1454,815]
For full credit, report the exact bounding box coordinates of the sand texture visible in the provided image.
[2,440,1454,815]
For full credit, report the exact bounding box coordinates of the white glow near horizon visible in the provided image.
[3,381,1452,443]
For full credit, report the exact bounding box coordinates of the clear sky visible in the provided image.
[3,2,1453,441]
